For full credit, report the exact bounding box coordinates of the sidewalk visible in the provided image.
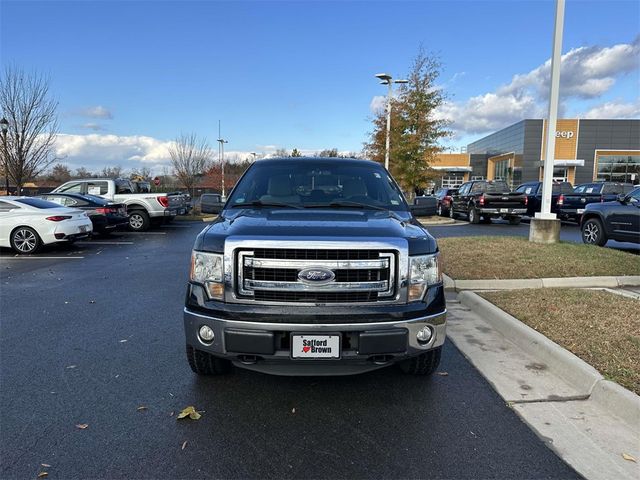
[446,292,640,480]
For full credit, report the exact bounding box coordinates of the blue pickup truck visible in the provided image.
[557,182,636,222]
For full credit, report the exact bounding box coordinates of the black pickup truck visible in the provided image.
[558,182,636,222]
[449,180,528,224]
[581,187,640,246]
[515,181,574,217]
[184,157,446,377]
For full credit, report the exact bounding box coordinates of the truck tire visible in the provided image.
[468,207,480,224]
[581,218,607,246]
[508,217,521,225]
[10,226,41,254]
[186,345,232,375]
[449,207,457,219]
[128,210,150,231]
[398,347,441,375]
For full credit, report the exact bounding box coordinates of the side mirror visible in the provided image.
[410,197,437,217]
[200,194,224,214]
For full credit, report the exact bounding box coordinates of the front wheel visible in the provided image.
[128,210,150,231]
[10,227,41,254]
[186,345,232,375]
[449,206,457,219]
[398,347,442,375]
[582,218,607,246]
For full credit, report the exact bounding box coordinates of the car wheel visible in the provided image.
[468,207,480,224]
[582,218,607,246]
[508,217,521,225]
[10,227,41,255]
[186,345,232,375]
[128,210,150,231]
[398,347,442,375]
[449,206,457,219]
[437,204,443,216]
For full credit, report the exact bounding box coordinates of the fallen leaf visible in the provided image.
[89,300,96,304]
[181,441,188,450]
[169,411,175,417]
[75,423,88,429]
[177,406,201,420]
[41,464,51,468]
[436,371,449,376]
[622,453,637,462]
[291,408,296,414]
[119,339,127,343]
[37,473,48,478]
[137,406,148,411]
[65,365,77,369]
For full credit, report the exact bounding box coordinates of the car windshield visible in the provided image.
[15,198,62,209]
[226,160,407,211]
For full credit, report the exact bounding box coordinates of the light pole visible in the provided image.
[217,137,228,198]
[0,117,8,195]
[530,0,565,243]
[375,73,408,171]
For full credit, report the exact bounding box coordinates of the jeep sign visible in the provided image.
[555,130,574,139]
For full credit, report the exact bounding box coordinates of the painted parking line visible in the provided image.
[75,241,135,245]
[0,256,85,260]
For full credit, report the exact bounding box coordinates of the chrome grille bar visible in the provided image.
[244,257,389,270]
[244,279,389,292]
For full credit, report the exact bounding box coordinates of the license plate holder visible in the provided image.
[500,208,509,213]
[291,334,341,359]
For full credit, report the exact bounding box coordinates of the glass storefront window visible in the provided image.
[553,167,568,182]
[596,155,640,183]
[441,175,465,188]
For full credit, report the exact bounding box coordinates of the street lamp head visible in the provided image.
[394,79,409,84]
[375,73,392,82]
[0,117,8,133]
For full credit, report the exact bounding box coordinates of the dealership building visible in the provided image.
[432,119,640,188]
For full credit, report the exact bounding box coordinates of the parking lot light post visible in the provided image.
[530,0,564,243]
[0,117,9,195]
[375,73,408,171]
[217,138,228,198]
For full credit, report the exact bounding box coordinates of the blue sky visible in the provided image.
[1,0,639,173]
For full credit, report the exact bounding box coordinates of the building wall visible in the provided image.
[431,153,469,167]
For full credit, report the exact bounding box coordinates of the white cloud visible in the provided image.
[388,37,639,138]
[580,99,640,119]
[76,105,113,119]
[369,95,387,114]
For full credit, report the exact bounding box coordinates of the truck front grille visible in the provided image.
[237,249,396,304]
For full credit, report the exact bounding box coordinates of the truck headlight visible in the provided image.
[190,251,224,300]
[408,253,442,302]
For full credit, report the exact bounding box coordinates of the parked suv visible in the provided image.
[52,178,188,231]
[434,187,458,217]
[557,182,635,223]
[580,187,640,246]
[184,157,446,376]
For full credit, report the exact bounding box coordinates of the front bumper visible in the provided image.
[184,308,446,376]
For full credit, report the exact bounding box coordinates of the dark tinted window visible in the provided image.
[574,183,602,194]
[0,200,16,212]
[227,160,407,211]
[15,198,61,209]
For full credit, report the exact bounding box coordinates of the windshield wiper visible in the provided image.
[304,201,389,212]
[230,200,303,209]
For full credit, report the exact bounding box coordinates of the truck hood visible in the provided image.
[194,208,438,255]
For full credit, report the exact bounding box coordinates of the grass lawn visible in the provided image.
[438,236,640,280]
[480,288,640,395]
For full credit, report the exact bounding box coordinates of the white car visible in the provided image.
[0,196,93,254]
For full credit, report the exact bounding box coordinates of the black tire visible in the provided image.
[449,206,457,219]
[186,345,232,375]
[128,210,150,231]
[10,226,41,254]
[508,217,521,225]
[398,347,442,375]
[468,207,480,224]
[582,218,607,246]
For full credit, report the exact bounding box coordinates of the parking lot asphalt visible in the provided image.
[0,221,584,479]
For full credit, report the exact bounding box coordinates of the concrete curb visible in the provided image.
[444,275,640,291]
[416,217,459,226]
[458,291,640,426]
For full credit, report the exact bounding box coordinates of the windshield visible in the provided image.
[15,198,62,209]
[226,161,407,211]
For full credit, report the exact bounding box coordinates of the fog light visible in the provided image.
[198,325,215,343]
[416,326,433,344]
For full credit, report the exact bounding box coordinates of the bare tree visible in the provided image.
[101,165,123,178]
[0,66,59,194]
[167,133,213,195]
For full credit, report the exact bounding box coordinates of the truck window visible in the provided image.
[484,181,509,193]
[115,180,133,194]
[87,181,108,195]
[58,182,83,194]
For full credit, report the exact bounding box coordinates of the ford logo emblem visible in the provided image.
[298,267,335,284]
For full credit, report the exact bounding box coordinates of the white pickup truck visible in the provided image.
[51,178,188,231]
